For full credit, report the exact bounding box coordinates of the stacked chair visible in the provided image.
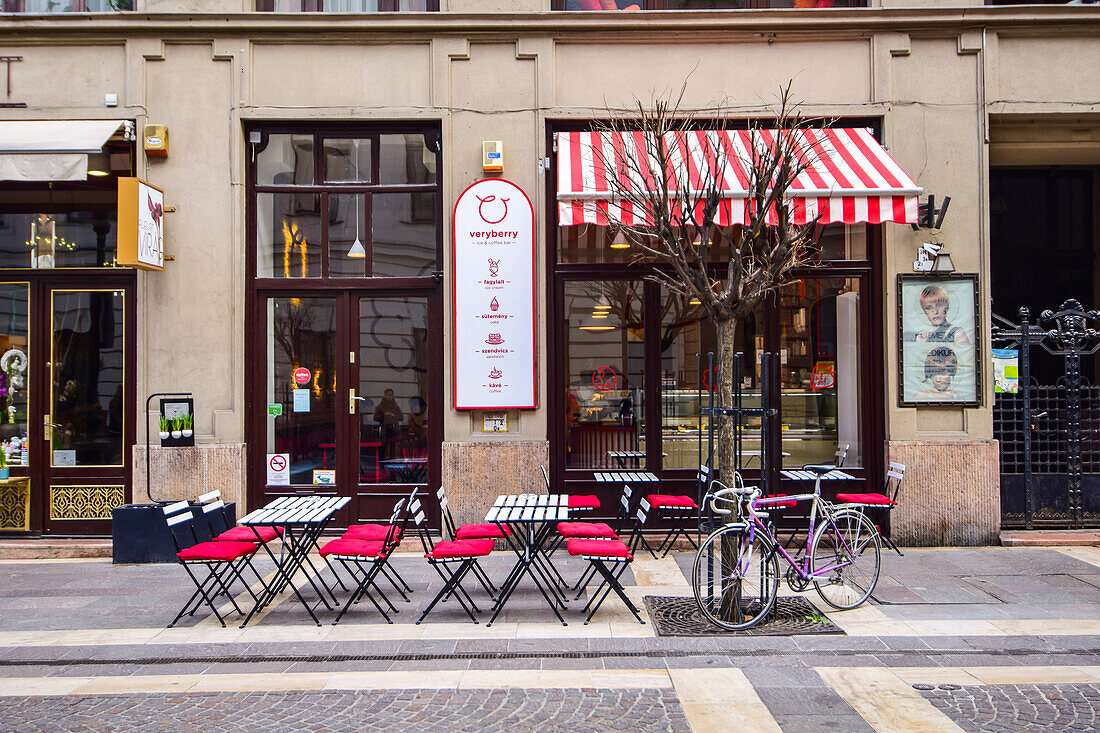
[162,500,269,628]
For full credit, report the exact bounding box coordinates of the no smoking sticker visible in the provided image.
[267,453,290,486]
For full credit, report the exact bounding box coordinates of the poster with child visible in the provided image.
[899,275,980,405]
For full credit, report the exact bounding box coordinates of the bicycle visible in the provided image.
[691,465,881,631]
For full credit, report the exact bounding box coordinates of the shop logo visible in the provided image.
[488,258,500,278]
[476,194,509,224]
[592,366,617,390]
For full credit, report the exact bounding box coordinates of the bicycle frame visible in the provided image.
[747,492,859,582]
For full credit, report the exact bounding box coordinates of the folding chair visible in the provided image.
[540,464,599,512]
[643,480,699,557]
[320,497,411,624]
[567,501,646,625]
[435,485,503,597]
[198,490,283,545]
[162,501,266,628]
[410,497,495,624]
[339,487,419,599]
[836,462,905,557]
[834,443,850,468]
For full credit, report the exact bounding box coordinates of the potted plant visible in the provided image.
[181,413,193,438]
[170,416,183,440]
[0,448,8,480]
[159,417,170,441]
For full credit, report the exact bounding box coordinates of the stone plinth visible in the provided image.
[887,440,1000,546]
[133,444,246,510]
[442,441,550,527]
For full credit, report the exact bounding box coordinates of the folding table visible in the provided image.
[484,493,572,627]
[593,471,659,484]
[779,469,857,482]
[237,495,350,626]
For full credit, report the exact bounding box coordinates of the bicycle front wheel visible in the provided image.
[810,509,881,610]
[692,524,779,631]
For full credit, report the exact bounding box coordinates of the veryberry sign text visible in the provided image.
[453,178,536,409]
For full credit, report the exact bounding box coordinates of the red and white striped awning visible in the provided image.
[556,128,921,227]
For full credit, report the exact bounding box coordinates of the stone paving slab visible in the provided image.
[917,683,1100,732]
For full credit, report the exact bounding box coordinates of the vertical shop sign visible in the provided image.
[452,178,536,409]
[117,177,165,271]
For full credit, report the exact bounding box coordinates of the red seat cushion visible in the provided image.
[557,521,617,539]
[756,494,797,510]
[216,525,282,543]
[178,540,256,562]
[647,494,698,510]
[319,538,386,558]
[455,523,510,540]
[428,538,495,559]
[343,523,401,542]
[567,495,601,510]
[836,492,896,506]
[567,538,633,559]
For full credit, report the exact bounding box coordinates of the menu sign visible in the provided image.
[453,178,536,409]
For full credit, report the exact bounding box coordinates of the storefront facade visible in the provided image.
[1,2,1098,542]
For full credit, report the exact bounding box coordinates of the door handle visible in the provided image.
[349,389,366,414]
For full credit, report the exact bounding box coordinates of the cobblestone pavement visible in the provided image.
[917,683,1100,732]
[0,688,691,733]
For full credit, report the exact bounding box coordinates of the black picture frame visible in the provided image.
[897,273,981,407]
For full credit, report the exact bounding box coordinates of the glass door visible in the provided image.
[42,282,132,535]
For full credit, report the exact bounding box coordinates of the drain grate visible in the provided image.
[643,595,843,637]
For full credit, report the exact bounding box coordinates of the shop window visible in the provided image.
[256,0,437,10]
[0,0,131,10]
[252,128,440,280]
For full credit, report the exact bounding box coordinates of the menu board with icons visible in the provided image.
[452,178,536,409]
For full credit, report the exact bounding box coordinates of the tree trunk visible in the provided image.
[715,316,741,624]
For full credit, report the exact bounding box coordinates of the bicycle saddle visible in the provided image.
[802,464,836,476]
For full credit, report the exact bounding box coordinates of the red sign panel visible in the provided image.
[292,367,311,385]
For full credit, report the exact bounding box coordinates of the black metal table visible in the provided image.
[484,493,572,627]
[238,495,350,627]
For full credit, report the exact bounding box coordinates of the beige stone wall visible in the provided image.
[441,440,549,526]
[888,440,1000,546]
[132,444,246,508]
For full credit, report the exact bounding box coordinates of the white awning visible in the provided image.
[0,120,126,182]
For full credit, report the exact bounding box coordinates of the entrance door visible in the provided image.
[255,289,440,524]
[0,278,134,536]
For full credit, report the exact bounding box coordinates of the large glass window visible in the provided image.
[253,130,440,279]
[563,280,645,468]
[0,284,29,468]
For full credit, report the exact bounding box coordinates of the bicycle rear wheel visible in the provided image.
[810,509,881,610]
[692,524,779,631]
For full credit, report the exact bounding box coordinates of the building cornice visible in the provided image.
[1,7,1100,40]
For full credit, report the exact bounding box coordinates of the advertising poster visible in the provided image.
[898,274,980,406]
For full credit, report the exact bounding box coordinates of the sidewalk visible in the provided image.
[0,546,1098,731]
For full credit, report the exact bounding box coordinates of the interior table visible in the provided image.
[237,495,350,626]
[779,468,857,482]
[484,493,572,627]
[593,471,658,484]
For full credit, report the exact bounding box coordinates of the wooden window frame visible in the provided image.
[256,0,439,11]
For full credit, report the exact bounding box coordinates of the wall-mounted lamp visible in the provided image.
[913,242,955,273]
[911,194,951,231]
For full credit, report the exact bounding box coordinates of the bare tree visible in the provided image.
[585,82,823,487]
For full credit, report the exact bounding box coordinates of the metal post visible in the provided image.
[1018,307,1033,529]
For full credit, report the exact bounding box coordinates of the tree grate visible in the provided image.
[643,595,843,637]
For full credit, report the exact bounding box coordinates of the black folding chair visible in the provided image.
[338,487,419,600]
[567,501,646,625]
[837,462,906,557]
[162,501,268,628]
[321,496,411,624]
[435,485,503,598]
[410,497,495,624]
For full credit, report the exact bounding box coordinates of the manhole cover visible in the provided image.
[643,595,843,637]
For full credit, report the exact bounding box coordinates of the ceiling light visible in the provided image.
[87,153,110,177]
[610,231,630,249]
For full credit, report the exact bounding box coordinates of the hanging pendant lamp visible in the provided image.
[348,139,366,259]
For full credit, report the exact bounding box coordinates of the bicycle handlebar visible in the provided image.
[708,483,768,519]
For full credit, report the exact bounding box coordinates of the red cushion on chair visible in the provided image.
[343,523,402,542]
[567,495,601,510]
[178,540,256,562]
[319,538,386,558]
[557,521,617,539]
[455,523,510,540]
[428,539,495,559]
[756,494,797,510]
[216,525,282,543]
[647,494,698,509]
[836,492,896,506]
[566,538,633,559]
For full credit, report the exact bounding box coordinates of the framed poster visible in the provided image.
[898,274,981,407]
